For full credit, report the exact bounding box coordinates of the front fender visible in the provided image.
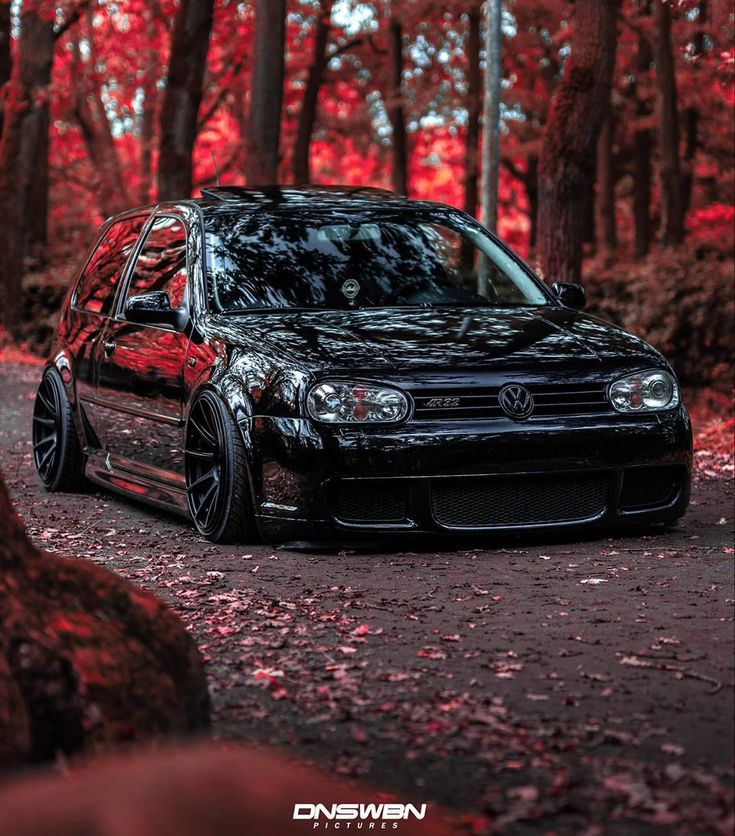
[50,350,75,403]
[185,374,263,506]
[45,352,93,449]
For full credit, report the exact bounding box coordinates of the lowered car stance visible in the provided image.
[33,186,691,544]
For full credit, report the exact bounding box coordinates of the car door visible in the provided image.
[92,214,191,479]
[68,215,149,415]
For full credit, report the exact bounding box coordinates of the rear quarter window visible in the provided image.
[73,216,147,315]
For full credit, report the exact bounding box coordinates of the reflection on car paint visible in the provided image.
[40,187,692,543]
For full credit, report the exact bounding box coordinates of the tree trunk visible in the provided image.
[582,151,596,254]
[292,1,332,185]
[0,4,55,337]
[537,0,618,283]
[653,0,685,246]
[596,111,617,252]
[24,99,49,260]
[463,4,481,218]
[74,96,130,218]
[633,14,653,258]
[0,0,11,138]
[387,15,408,195]
[158,0,215,201]
[139,11,158,205]
[501,156,539,257]
[23,4,50,260]
[73,19,130,218]
[245,0,286,186]
[681,0,707,214]
[525,154,539,254]
[480,0,502,238]
[633,128,652,258]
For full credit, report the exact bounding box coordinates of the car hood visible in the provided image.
[209,306,664,374]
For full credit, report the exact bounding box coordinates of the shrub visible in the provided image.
[583,247,734,393]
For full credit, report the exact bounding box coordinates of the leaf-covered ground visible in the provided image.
[1,360,733,834]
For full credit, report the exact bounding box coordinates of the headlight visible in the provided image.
[608,369,680,413]
[307,381,410,424]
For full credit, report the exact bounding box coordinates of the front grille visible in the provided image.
[431,473,609,528]
[333,483,406,523]
[411,383,611,421]
[620,466,683,510]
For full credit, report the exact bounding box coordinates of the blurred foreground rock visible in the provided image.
[0,471,210,767]
[0,744,456,836]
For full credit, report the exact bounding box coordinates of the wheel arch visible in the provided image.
[185,376,263,513]
[42,356,94,452]
[32,363,86,491]
[48,351,75,402]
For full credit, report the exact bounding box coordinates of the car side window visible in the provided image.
[73,216,146,315]
[124,216,188,311]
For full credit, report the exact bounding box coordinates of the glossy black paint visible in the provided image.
[45,187,692,543]
[552,282,586,310]
[125,290,187,330]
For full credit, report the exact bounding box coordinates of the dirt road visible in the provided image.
[2,361,733,832]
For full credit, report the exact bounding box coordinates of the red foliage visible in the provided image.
[687,203,735,256]
[696,415,734,456]
[583,246,734,392]
[0,326,44,366]
[2,0,733,437]
[688,386,734,475]
[29,0,730,247]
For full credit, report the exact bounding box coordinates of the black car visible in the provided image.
[33,186,691,544]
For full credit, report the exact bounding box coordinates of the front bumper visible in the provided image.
[249,406,692,542]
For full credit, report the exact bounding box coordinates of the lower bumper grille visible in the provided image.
[431,473,609,528]
[334,483,406,523]
[329,466,686,530]
[619,466,683,510]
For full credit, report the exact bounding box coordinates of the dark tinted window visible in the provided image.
[204,210,547,312]
[74,216,146,314]
[124,216,188,310]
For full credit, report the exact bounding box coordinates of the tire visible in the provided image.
[32,367,86,492]
[184,390,256,544]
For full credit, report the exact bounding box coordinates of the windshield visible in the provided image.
[204,210,548,313]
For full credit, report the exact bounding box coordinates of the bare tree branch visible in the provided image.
[327,35,365,61]
[193,146,240,187]
[197,58,247,130]
[54,0,91,42]
[501,157,525,183]
[147,0,173,32]
[618,9,654,52]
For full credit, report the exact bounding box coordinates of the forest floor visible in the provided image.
[1,359,733,834]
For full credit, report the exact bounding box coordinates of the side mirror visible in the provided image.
[552,282,586,310]
[125,291,186,330]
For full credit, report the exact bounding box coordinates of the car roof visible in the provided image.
[196,185,407,208]
[104,185,469,226]
[191,185,471,224]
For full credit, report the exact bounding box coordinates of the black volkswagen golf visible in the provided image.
[33,186,691,544]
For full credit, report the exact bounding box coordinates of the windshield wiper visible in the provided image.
[218,306,333,314]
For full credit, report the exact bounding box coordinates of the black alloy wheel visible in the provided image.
[184,390,255,543]
[32,368,86,491]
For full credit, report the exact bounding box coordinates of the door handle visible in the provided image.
[104,338,116,357]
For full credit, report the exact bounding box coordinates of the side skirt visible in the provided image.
[85,450,191,518]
